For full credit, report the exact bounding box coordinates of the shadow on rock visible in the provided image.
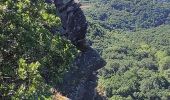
[56,47,106,100]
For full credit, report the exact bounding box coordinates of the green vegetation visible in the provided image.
[0,0,77,99]
[1,0,170,100]
[94,25,170,99]
[84,0,170,31]
[82,0,170,99]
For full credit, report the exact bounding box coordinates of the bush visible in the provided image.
[0,0,77,99]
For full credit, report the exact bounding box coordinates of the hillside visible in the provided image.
[1,0,170,100]
[82,0,170,99]
[83,0,170,31]
[91,25,170,99]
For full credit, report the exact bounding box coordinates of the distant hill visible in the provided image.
[83,0,170,31]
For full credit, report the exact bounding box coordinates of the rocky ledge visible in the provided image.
[56,47,106,100]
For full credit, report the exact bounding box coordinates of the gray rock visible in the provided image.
[54,0,88,51]
[52,0,106,99]
[56,47,106,100]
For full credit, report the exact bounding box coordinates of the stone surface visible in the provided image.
[54,0,88,51]
[52,0,106,99]
[56,47,106,100]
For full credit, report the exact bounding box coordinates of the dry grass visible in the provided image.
[51,88,70,100]
[96,85,106,97]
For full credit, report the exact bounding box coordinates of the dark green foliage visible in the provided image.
[93,25,170,99]
[83,2,170,98]
[84,0,170,31]
[1,0,170,99]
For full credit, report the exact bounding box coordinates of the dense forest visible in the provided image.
[1,0,170,100]
[93,25,170,100]
[83,0,170,99]
[85,0,170,31]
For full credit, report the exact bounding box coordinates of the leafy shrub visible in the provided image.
[0,0,77,99]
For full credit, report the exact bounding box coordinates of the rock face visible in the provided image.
[56,47,106,100]
[54,0,88,51]
[50,0,106,99]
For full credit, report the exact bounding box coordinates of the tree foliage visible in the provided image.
[0,0,77,99]
[94,25,170,99]
[84,0,170,31]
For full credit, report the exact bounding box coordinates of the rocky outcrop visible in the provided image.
[45,0,106,99]
[56,47,106,100]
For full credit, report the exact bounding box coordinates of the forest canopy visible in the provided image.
[1,0,170,100]
[84,0,170,31]
[82,0,170,99]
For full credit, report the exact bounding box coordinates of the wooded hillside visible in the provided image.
[82,0,170,99]
[1,0,170,100]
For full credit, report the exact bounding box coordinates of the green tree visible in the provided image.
[159,56,170,71]
[0,0,77,99]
